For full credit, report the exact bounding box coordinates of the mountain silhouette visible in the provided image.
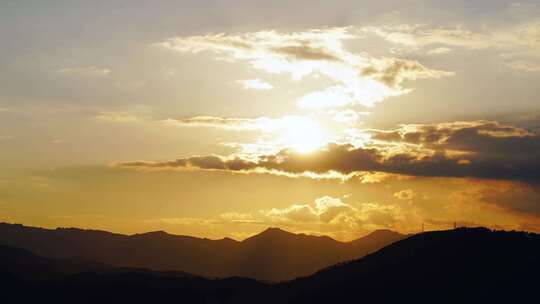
[0,243,268,304]
[283,227,540,303]
[1,227,539,303]
[0,223,405,281]
[0,244,111,280]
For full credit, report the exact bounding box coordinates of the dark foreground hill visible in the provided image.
[285,227,540,304]
[1,227,539,304]
[0,223,404,281]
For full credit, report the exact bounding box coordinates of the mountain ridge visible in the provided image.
[1,227,539,303]
[284,227,540,303]
[0,222,406,281]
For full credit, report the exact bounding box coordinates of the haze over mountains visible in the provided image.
[0,223,405,281]
[1,227,538,304]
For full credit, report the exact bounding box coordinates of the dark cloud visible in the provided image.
[272,44,340,62]
[119,120,540,183]
[476,184,540,216]
[161,116,261,130]
[121,155,258,171]
[370,120,539,158]
[362,58,449,87]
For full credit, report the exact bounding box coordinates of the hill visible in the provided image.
[0,244,271,304]
[0,223,405,281]
[1,227,539,303]
[284,227,540,303]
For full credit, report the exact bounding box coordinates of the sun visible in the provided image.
[278,117,328,153]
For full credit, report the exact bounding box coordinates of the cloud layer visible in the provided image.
[158,28,452,109]
[362,21,540,71]
[119,120,540,184]
[217,195,406,238]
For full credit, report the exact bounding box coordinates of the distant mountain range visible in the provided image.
[0,223,405,281]
[1,227,538,304]
[0,244,265,304]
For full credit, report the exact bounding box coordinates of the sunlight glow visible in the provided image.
[276,117,328,153]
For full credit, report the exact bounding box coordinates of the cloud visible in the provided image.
[363,21,540,70]
[333,109,363,124]
[393,189,416,200]
[118,120,540,184]
[161,116,263,131]
[149,196,407,241]
[356,171,400,184]
[162,114,329,153]
[157,217,217,226]
[361,57,453,88]
[505,60,540,72]
[363,24,491,50]
[220,212,263,224]
[272,43,341,62]
[265,196,357,224]
[237,79,274,90]
[94,111,140,123]
[265,204,319,223]
[314,196,358,223]
[161,115,319,133]
[450,180,540,217]
[296,86,359,109]
[263,196,403,229]
[393,189,427,201]
[58,66,111,77]
[158,28,452,109]
[427,47,453,55]
[369,120,536,153]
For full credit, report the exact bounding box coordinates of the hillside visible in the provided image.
[0,223,405,281]
[1,227,539,303]
[284,227,540,303]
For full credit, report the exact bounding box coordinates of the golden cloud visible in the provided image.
[363,21,540,71]
[158,27,453,109]
[118,120,540,184]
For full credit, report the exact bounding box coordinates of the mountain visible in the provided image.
[0,243,196,280]
[0,244,110,280]
[283,227,540,303]
[0,223,405,281]
[0,244,270,304]
[1,227,539,304]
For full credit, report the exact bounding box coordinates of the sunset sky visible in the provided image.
[1,0,540,241]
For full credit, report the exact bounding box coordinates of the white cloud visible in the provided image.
[297,86,361,109]
[505,60,540,72]
[58,66,111,77]
[263,196,403,229]
[333,109,361,124]
[158,28,452,109]
[427,47,453,55]
[162,114,329,153]
[162,115,318,132]
[238,79,274,90]
[94,111,140,123]
[363,21,540,70]
[394,189,416,200]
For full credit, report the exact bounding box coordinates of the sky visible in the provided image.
[1,0,540,241]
